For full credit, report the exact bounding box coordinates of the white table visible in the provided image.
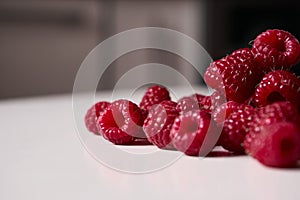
[1,90,300,200]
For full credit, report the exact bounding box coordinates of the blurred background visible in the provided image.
[0,0,299,99]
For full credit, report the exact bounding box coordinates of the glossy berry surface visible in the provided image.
[84,101,111,135]
[143,100,178,149]
[254,70,300,109]
[98,100,145,145]
[204,48,263,103]
[220,106,255,154]
[212,101,253,124]
[252,29,300,71]
[199,91,227,113]
[249,122,300,168]
[139,85,171,112]
[170,110,213,156]
[176,93,206,113]
[245,101,300,155]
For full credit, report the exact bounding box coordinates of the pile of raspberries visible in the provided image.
[85,29,300,168]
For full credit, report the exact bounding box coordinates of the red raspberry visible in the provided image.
[170,110,214,156]
[252,29,300,71]
[143,100,178,149]
[212,101,253,124]
[200,96,212,112]
[220,106,255,154]
[199,91,226,113]
[98,100,145,145]
[254,101,300,129]
[204,48,263,103]
[139,85,171,112]
[244,101,300,154]
[249,122,300,168]
[254,70,300,109]
[84,101,110,135]
[176,93,205,113]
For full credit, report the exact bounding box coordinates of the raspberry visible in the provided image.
[255,101,300,128]
[176,93,205,113]
[170,110,214,156]
[252,29,300,71]
[204,48,263,103]
[139,85,171,112]
[244,101,300,154]
[143,100,178,149]
[199,91,226,113]
[98,100,145,145]
[249,122,300,168]
[84,101,110,135]
[220,106,255,154]
[254,70,300,109]
[212,101,253,124]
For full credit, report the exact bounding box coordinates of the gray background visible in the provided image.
[0,0,299,99]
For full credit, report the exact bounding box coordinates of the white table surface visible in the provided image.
[1,90,300,200]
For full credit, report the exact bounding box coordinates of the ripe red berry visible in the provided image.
[204,48,263,103]
[199,91,227,113]
[249,122,300,168]
[252,29,300,71]
[198,95,212,113]
[254,70,300,109]
[255,101,300,128]
[220,106,255,154]
[176,93,206,113]
[143,100,178,149]
[212,101,253,124]
[84,101,111,135]
[170,110,214,156]
[98,100,145,145]
[244,101,300,154]
[139,85,171,112]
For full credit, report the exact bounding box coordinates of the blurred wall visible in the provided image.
[1,0,299,99]
[0,0,205,99]
[98,0,206,90]
[0,0,103,99]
